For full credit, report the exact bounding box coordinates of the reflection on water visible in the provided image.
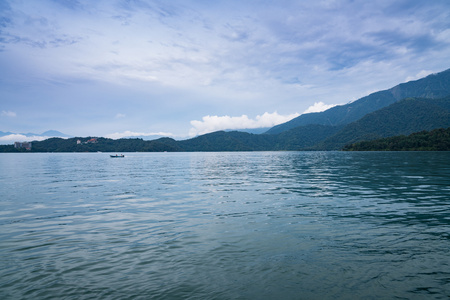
[0,152,449,299]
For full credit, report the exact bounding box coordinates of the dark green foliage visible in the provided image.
[177,125,341,151]
[0,137,181,153]
[178,131,276,151]
[316,97,450,150]
[274,124,342,150]
[0,145,22,152]
[267,90,397,134]
[267,68,450,134]
[343,127,450,151]
[0,125,340,152]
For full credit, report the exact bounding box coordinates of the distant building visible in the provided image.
[14,142,32,150]
[78,138,98,145]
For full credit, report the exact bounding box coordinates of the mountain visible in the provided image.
[178,131,275,151]
[0,130,72,145]
[117,134,170,141]
[226,127,272,134]
[41,130,72,138]
[177,125,342,151]
[175,95,450,151]
[314,97,450,150]
[0,130,71,138]
[266,68,450,134]
[0,131,14,137]
[273,124,343,150]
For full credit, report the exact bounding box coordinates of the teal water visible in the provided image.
[0,152,449,299]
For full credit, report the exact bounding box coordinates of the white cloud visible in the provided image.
[115,113,126,118]
[302,102,338,114]
[105,131,174,139]
[1,111,17,117]
[405,70,434,82]
[189,112,300,137]
[0,134,51,144]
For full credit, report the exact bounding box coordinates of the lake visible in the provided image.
[0,151,449,299]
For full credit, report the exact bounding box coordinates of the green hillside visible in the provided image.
[5,137,181,153]
[266,68,450,134]
[343,127,450,151]
[314,97,450,150]
[274,124,342,150]
[178,131,275,151]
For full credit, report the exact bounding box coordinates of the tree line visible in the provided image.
[343,127,450,151]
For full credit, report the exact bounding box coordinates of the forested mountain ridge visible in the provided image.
[313,97,450,150]
[266,68,450,134]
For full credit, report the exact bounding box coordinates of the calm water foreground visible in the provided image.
[0,151,449,299]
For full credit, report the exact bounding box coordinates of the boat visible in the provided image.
[110,154,125,158]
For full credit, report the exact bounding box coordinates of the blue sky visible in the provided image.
[1,0,450,142]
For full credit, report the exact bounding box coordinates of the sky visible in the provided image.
[1,0,450,143]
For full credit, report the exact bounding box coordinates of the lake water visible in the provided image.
[0,151,449,299]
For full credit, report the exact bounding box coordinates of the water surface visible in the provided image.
[0,152,449,299]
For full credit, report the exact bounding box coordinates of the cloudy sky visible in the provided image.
[1,0,450,142]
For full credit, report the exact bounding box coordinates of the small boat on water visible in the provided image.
[110,154,125,158]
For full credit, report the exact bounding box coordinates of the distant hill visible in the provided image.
[273,124,342,150]
[178,131,275,151]
[226,127,272,134]
[41,130,72,138]
[266,68,450,134]
[177,124,342,151]
[343,127,450,151]
[7,137,180,153]
[0,130,71,139]
[0,131,15,137]
[0,130,72,145]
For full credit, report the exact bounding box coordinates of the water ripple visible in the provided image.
[0,152,449,299]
